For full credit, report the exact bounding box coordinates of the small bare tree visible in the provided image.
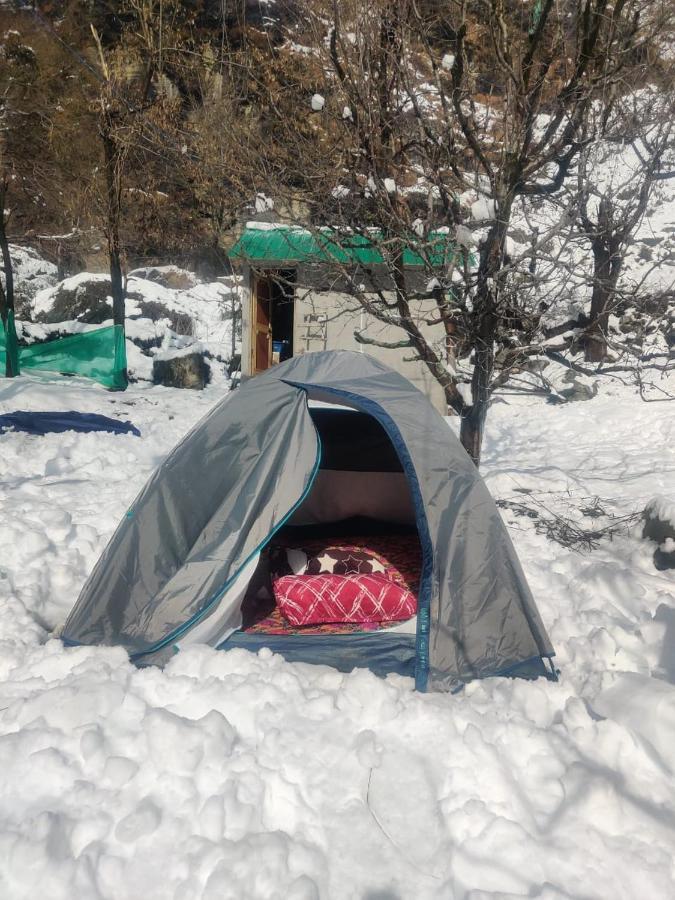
[87,6,180,375]
[0,169,18,377]
[91,28,128,337]
[0,69,18,377]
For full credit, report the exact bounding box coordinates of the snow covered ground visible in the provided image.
[1,371,674,899]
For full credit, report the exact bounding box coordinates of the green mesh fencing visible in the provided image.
[1,317,127,390]
[0,311,20,378]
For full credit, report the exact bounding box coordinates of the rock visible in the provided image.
[135,300,194,336]
[643,498,675,570]
[152,352,210,389]
[35,274,123,324]
[654,545,675,570]
[128,265,198,290]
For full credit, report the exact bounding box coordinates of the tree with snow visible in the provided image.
[573,93,675,364]
[236,0,673,463]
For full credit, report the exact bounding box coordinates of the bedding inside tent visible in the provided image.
[227,405,423,645]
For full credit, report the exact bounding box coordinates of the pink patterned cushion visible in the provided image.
[272,573,417,626]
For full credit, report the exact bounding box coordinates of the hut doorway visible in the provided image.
[252,269,295,373]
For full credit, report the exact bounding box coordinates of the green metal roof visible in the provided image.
[228,224,459,268]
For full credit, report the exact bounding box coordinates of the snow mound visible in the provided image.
[592,672,675,764]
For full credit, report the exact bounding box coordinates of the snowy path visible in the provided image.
[1,374,674,899]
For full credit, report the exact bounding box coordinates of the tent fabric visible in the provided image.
[0,319,127,390]
[62,350,555,691]
[64,376,321,656]
[0,410,140,437]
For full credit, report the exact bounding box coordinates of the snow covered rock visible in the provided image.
[643,496,675,569]
[135,299,194,337]
[32,269,239,348]
[153,348,211,390]
[34,273,117,324]
[2,245,58,317]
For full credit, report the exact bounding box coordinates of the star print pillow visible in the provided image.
[269,543,393,579]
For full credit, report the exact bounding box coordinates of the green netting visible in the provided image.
[0,311,20,377]
[1,319,127,390]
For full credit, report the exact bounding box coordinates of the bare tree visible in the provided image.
[91,27,128,338]
[0,65,17,376]
[0,170,18,377]
[87,7,175,377]
[237,0,672,464]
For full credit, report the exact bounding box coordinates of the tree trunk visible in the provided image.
[460,190,512,466]
[584,207,624,363]
[101,116,126,332]
[231,293,237,360]
[585,240,611,362]
[0,177,18,378]
[459,404,485,466]
[108,240,125,330]
[458,319,493,467]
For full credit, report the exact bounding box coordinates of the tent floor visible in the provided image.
[219,630,417,678]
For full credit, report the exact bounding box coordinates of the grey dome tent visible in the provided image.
[62,350,555,691]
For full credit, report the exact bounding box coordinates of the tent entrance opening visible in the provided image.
[237,404,423,672]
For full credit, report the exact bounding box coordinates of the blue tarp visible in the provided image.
[0,410,140,437]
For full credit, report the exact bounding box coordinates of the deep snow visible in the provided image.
[1,371,674,899]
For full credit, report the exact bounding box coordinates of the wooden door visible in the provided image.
[252,275,272,373]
